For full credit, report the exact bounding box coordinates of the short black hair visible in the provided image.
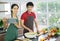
[11,4,19,9]
[26,2,34,7]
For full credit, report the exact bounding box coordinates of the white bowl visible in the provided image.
[24,32,37,38]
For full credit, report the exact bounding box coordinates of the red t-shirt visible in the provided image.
[21,11,36,23]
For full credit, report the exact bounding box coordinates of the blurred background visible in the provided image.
[0,0,60,41]
[0,0,60,31]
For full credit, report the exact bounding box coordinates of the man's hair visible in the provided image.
[26,2,34,7]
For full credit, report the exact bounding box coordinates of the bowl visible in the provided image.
[24,32,37,38]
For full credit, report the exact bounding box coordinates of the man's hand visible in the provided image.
[28,29,33,32]
[37,30,40,34]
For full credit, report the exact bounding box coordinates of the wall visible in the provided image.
[0,0,21,19]
[0,0,38,19]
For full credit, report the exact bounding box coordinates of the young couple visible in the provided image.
[4,2,39,41]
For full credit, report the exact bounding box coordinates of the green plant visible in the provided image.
[0,20,3,27]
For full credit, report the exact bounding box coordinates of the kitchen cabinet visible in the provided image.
[0,28,23,41]
[0,33,5,41]
[0,2,11,19]
[18,28,23,37]
[0,2,8,12]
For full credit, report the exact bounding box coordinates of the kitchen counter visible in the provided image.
[17,36,38,41]
[0,28,23,41]
[38,34,60,41]
[30,38,38,41]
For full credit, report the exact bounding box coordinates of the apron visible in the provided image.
[24,12,34,33]
[23,12,38,41]
[4,18,18,41]
[4,24,18,41]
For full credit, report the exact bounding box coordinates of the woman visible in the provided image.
[4,4,20,41]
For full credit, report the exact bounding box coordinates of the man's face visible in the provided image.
[27,6,33,12]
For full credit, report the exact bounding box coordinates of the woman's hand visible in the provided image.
[14,23,20,28]
[2,18,8,29]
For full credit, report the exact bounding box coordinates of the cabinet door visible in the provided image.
[0,34,5,41]
[0,2,11,19]
[18,28,23,36]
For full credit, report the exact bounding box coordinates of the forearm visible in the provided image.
[21,20,33,32]
[35,23,40,34]
[34,19,39,32]
[34,19,38,29]
[14,23,20,28]
[21,24,32,31]
[14,20,20,28]
[35,22,38,31]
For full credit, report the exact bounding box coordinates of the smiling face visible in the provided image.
[12,6,19,14]
[27,6,33,12]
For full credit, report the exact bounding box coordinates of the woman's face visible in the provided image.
[12,6,18,14]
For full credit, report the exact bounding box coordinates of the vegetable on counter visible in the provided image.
[56,29,60,35]
[40,28,48,34]
[0,20,3,27]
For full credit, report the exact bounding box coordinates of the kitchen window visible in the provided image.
[20,0,60,30]
[35,0,60,29]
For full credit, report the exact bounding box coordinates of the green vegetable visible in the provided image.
[0,20,3,27]
[56,29,60,35]
[43,28,48,31]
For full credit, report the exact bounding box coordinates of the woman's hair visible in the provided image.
[11,4,19,9]
[11,4,19,17]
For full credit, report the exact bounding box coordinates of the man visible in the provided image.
[21,2,38,34]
